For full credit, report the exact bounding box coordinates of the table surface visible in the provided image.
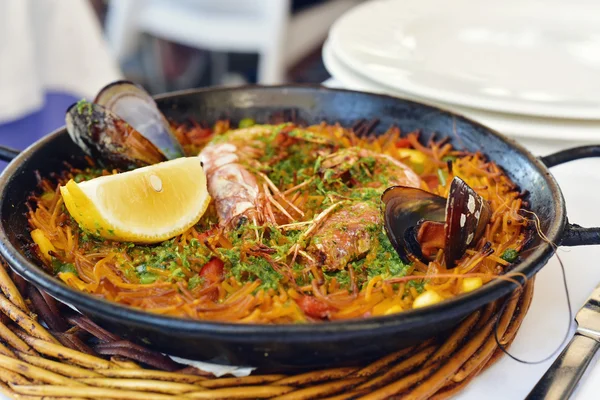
[1,82,600,399]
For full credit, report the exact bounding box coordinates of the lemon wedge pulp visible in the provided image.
[60,157,211,243]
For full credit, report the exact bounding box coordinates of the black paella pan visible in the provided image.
[0,85,598,371]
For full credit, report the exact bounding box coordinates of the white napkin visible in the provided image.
[170,356,255,378]
[0,0,122,123]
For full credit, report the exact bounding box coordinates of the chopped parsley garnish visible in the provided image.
[139,272,158,284]
[501,249,519,263]
[51,258,78,276]
[363,230,410,282]
[238,118,255,128]
[324,269,351,288]
[188,275,204,290]
[75,99,93,115]
[229,255,282,291]
[407,280,426,294]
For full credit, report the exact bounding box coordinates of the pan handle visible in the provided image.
[540,145,600,168]
[540,145,600,246]
[0,145,22,163]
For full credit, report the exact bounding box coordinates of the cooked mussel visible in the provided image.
[65,101,167,169]
[65,80,184,169]
[382,187,446,264]
[443,176,492,268]
[94,80,184,159]
[382,177,491,268]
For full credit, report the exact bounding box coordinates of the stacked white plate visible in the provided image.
[324,0,600,142]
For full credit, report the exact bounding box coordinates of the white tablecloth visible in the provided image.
[324,78,600,399]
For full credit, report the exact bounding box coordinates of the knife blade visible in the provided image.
[526,284,600,399]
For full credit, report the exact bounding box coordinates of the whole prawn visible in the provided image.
[200,124,336,228]
[305,147,422,271]
[199,126,272,227]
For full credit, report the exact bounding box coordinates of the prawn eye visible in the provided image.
[235,215,248,230]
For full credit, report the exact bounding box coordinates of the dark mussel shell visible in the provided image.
[444,177,491,268]
[65,101,167,170]
[382,177,491,268]
[94,80,184,159]
[382,186,446,264]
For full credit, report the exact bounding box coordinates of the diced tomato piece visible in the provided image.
[199,285,219,301]
[422,174,440,190]
[395,138,412,148]
[295,296,335,319]
[199,258,224,283]
[187,127,213,143]
[193,228,215,243]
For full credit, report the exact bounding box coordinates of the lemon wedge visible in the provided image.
[60,157,211,243]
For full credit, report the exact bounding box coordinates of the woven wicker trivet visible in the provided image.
[0,260,533,400]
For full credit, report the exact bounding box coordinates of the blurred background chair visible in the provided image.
[103,0,361,90]
[0,0,121,167]
[0,0,363,169]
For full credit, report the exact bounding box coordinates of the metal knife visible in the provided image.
[526,284,600,399]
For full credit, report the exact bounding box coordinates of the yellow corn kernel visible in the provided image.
[412,290,444,309]
[40,191,55,201]
[30,229,56,261]
[372,298,395,316]
[58,272,87,291]
[396,149,427,165]
[462,277,483,293]
[384,304,404,315]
